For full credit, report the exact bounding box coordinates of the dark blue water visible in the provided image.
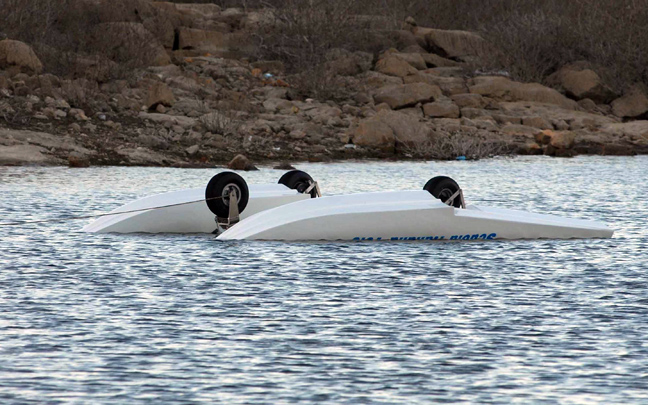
[1,157,647,403]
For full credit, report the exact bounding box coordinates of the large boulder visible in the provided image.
[424,29,488,60]
[451,93,486,108]
[174,3,222,20]
[374,55,418,77]
[349,115,396,152]
[0,40,43,74]
[469,76,578,110]
[177,27,228,53]
[373,82,442,109]
[420,53,462,68]
[611,86,648,118]
[388,52,427,70]
[0,144,57,165]
[146,82,175,110]
[600,121,648,147]
[360,71,403,88]
[349,109,431,152]
[325,48,372,76]
[497,101,616,128]
[227,154,258,171]
[404,73,467,96]
[546,64,615,103]
[423,100,460,118]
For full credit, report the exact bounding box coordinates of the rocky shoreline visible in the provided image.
[2,3,648,168]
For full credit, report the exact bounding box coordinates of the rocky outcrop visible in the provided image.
[420,53,461,68]
[227,154,258,170]
[1,10,646,167]
[0,128,94,165]
[0,40,43,74]
[373,82,442,109]
[324,48,373,76]
[388,52,427,70]
[177,27,228,54]
[424,29,488,60]
[546,64,615,103]
[375,55,418,77]
[423,100,460,118]
[0,144,59,165]
[469,76,578,110]
[146,82,175,110]
[348,110,431,152]
[611,86,648,118]
[404,73,468,96]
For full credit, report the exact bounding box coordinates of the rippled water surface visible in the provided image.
[1,156,647,404]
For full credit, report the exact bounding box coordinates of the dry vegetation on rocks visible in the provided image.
[1,0,648,167]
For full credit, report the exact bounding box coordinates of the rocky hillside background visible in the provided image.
[1,0,648,167]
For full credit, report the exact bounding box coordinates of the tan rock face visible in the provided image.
[350,109,431,152]
[420,53,461,68]
[546,66,615,103]
[451,93,485,108]
[325,48,373,76]
[177,28,229,53]
[374,55,418,77]
[174,3,222,19]
[601,121,648,145]
[227,154,257,171]
[469,76,578,110]
[350,115,397,152]
[423,101,460,118]
[361,71,404,88]
[404,73,467,96]
[146,82,175,110]
[611,86,648,118]
[497,101,616,128]
[522,116,552,130]
[0,40,43,74]
[548,131,576,149]
[0,144,56,165]
[373,83,442,109]
[390,53,427,70]
[424,29,488,59]
[500,124,542,137]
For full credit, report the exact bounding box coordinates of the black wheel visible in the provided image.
[205,172,249,217]
[278,170,317,198]
[424,176,462,208]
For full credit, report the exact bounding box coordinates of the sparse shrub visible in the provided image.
[199,111,240,135]
[400,132,506,160]
[252,0,400,100]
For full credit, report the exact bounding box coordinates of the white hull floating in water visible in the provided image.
[82,170,319,234]
[216,190,613,241]
[83,172,613,241]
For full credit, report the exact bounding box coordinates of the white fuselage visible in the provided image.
[216,190,613,241]
[82,184,310,234]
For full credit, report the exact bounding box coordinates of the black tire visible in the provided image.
[424,176,462,208]
[205,172,249,217]
[278,170,317,198]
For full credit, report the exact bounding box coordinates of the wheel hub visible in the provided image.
[222,183,241,207]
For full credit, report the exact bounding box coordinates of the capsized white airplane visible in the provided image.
[83,171,613,241]
[82,170,319,234]
[215,176,613,241]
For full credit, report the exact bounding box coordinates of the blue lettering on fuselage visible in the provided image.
[353,233,497,241]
